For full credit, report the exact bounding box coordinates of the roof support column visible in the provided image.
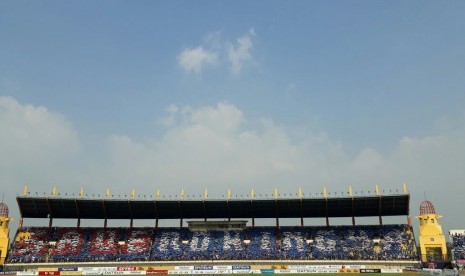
[203,201,206,222]
[378,193,383,226]
[251,199,255,228]
[155,218,158,230]
[325,200,329,227]
[227,200,231,221]
[104,218,107,229]
[19,218,23,229]
[324,187,329,227]
[77,218,80,229]
[275,199,279,228]
[300,199,304,227]
[180,218,183,228]
[352,197,355,226]
[48,217,53,228]
[130,219,133,228]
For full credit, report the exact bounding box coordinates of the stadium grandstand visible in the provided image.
[0,184,428,275]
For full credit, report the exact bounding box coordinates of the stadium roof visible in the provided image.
[16,194,409,219]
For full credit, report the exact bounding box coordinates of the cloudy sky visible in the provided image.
[1,1,465,232]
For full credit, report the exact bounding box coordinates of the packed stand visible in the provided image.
[7,224,417,263]
[8,227,52,263]
[451,233,465,262]
[49,228,87,262]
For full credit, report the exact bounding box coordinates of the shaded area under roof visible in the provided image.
[16,194,409,220]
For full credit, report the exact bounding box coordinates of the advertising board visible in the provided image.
[360,269,381,273]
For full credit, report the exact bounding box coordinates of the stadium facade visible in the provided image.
[1,185,463,275]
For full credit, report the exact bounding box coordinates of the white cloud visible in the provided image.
[0,96,79,169]
[2,97,465,232]
[177,47,218,74]
[228,32,254,75]
[0,96,80,222]
[177,29,256,75]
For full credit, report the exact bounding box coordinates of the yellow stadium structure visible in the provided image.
[416,200,448,263]
[0,203,11,265]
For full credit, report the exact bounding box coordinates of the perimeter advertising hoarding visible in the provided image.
[293,268,340,273]
[39,269,60,276]
[360,269,381,273]
[338,268,360,273]
[145,271,168,275]
[58,269,78,272]
[173,267,192,271]
[381,269,403,273]
[79,268,117,272]
[81,271,144,276]
[232,265,250,270]
[16,273,38,276]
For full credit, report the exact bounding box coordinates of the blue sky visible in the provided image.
[1,1,465,231]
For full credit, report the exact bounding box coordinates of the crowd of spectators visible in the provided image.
[7,224,418,263]
[451,232,465,262]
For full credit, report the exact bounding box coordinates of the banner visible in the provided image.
[294,268,339,273]
[232,265,250,270]
[260,269,275,274]
[193,267,212,271]
[339,268,360,273]
[381,269,402,273]
[60,272,81,276]
[58,269,78,272]
[173,267,193,271]
[360,269,381,273]
[146,271,168,275]
[422,269,443,276]
[117,268,137,272]
[212,266,231,270]
[79,268,117,272]
[39,272,60,276]
[16,273,38,276]
[232,271,251,274]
